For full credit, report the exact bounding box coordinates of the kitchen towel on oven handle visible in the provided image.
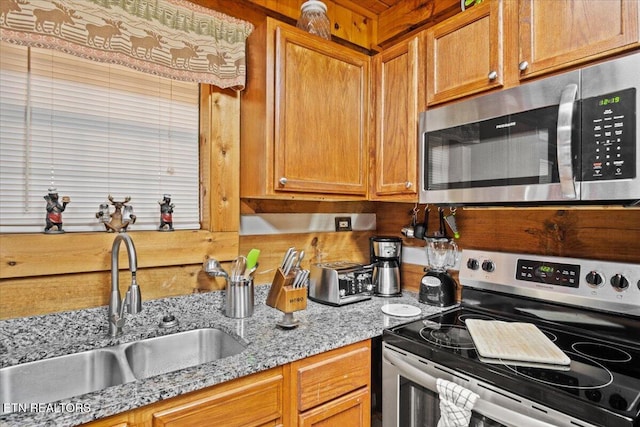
[383,349,559,427]
[436,378,478,427]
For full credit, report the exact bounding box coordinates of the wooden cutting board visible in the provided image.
[466,319,571,366]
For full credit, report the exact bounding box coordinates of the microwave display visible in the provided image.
[425,105,561,191]
[581,88,636,181]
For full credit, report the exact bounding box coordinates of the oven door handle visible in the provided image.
[383,350,558,427]
[557,83,578,200]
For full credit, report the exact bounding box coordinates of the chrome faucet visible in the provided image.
[109,233,142,337]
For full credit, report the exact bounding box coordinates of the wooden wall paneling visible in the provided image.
[377,0,461,47]
[457,208,640,263]
[245,0,375,49]
[0,264,228,320]
[375,203,640,263]
[331,3,374,49]
[0,231,237,279]
[201,86,241,233]
[239,231,374,286]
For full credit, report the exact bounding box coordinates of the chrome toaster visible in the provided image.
[308,261,373,306]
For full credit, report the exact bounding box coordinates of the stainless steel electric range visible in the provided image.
[383,249,640,427]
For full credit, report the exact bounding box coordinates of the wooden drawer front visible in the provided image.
[296,342,371,411]
[298,388,370,427]
[152,374,282,427]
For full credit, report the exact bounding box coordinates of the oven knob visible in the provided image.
[585,271,604,288]
[610,274,629,291]
[585,389,602,403]
[609,393,628,411]
[481,260,495,272]
[467,258,480,270]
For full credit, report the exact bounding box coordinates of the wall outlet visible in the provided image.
[334,216,352,232]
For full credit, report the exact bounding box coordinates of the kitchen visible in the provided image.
[1,0,639,426]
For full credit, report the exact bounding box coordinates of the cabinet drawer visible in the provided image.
[298,387,370,427]
[294,340,371,411]
[151,370,283,427]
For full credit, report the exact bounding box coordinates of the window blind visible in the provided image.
[0,41,200,233]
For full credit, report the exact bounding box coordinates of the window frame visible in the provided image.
[0,84,240,280]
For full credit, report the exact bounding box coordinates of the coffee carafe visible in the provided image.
[419,237,458,307]
[370,236,402,297]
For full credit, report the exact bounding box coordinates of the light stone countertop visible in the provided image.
[0,285,444,427]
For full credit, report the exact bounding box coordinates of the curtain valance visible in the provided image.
[0,0,254,89]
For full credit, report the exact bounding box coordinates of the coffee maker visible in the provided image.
[419,237,458,307]
[370,236,402,297]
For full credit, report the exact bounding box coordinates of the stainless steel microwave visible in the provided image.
[419,52,639,205]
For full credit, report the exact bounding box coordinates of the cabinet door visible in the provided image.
[298,388,370,427]
[273,26,370,196]
[426,0,504,105]
[519,0,639,79]
[371,36,420,200]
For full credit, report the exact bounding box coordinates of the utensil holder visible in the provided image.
[225,277,254,318]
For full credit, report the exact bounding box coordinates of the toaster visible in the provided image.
[308,261,373,306]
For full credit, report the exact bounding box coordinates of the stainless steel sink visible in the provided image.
[0,348,133,408]
[124,328,246,379]
[0,328,245,412]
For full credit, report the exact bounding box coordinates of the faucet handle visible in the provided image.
[111,313,125,329]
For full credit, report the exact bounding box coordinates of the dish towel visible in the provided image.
[436,378,479,427]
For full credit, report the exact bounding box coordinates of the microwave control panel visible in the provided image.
[582,87,636,181]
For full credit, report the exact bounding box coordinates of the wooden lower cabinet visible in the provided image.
[289,340,371,427]
[82,340,372,427]
[82,367,284,427]
[147,369,283,427]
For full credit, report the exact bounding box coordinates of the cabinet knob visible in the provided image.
[518,61,529,71]
[488,70,498,80]
[405,181,413,189]
[279,177,288,186]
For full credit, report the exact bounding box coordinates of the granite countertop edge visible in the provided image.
[0,286,445,427]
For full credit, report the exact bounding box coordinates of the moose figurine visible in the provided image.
[96,195,136,233]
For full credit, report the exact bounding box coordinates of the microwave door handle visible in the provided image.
[383,350,558,427]
[557,83,578,199]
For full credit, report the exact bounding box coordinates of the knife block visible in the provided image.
[266,268,307,314]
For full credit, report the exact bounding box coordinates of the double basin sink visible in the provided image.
[0,328,245,410]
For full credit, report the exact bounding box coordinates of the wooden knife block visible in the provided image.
[266,268,307,313]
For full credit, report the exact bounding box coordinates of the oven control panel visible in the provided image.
[516,259,580,288]
[460,249,640,316]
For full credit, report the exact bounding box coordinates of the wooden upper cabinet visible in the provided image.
[371,36,421,201]
[426,0,504,106]
[518,0,640,79]
[241,18,370,200]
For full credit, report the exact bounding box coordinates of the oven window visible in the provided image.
[399,377,506,427]
[426,105,559,191]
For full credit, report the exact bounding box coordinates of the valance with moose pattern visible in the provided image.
[0,0,253,89]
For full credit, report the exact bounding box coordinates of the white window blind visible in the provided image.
[0,41,200,233]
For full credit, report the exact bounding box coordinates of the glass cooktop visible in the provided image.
[383,291,640,427]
